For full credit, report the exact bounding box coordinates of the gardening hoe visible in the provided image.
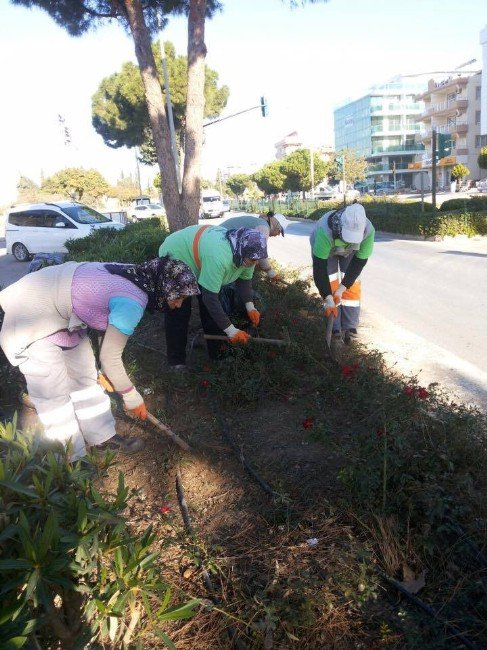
[204,333,289,347]
[325,313,335,358]
[145,411,191,452]
[97,373,191,452]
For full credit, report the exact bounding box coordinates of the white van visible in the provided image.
[200,190,225,219]
[5,202,125,262]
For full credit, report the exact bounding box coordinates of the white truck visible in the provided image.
[200,190,226,218]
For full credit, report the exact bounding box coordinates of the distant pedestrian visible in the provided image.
[310,203,375,344]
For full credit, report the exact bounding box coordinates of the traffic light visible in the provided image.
[260,96,268,117]
[437,132,452,159]
[335,155,343,173]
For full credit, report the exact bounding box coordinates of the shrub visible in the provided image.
[65,218,168,263]
[440,196,487,212]
[0,422,199,649]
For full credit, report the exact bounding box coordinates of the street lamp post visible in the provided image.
[432,128,437,210]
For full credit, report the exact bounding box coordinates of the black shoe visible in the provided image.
[344,328,358,344]
[96,434,144,454]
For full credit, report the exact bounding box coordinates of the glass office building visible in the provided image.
[334,77,426,188]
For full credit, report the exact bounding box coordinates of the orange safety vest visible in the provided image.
[192,225,211,270]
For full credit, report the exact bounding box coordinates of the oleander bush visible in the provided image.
[0,421,199,649]
[65,218,168,263]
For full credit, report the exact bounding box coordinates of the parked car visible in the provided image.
[130,203,165,220]
[200,191,226,218]
[314,185,338,200]
[374,181,396,195]
[5,202,125,262]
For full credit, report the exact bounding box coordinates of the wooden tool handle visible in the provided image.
[146,411,191,451]
[204,334,288,346]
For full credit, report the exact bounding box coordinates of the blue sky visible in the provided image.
[0,0,485,204]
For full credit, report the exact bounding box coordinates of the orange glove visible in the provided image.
[122,387,147,420]
[229,329,251,345]
[323,295,338,319]
[98,373,115,393]
[247,309,261,327]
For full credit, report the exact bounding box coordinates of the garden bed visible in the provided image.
[1,221,486,648]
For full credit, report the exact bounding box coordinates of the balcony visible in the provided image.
[420,98,468,119]
[420,122,468,142]
[369,144,425,156]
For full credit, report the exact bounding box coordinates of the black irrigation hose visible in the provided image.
[207,390,281,499]
[375,568,479,650]
[175,470,248,650]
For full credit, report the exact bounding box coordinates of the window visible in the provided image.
[42,212,77,228]
[476,135,487,147]
[476,86,481,100]
[8,210,44,227]
[475,111,481,125]
[61,205,110,224]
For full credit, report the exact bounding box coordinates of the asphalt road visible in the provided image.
[1,219,486,409]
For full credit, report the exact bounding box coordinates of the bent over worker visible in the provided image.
[220,211,291,280]
[159,225,268,368]
[310,203,374,342]
[0,258,199,460]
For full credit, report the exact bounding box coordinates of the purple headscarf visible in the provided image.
[105,256,199,312]
[225,228,268,267]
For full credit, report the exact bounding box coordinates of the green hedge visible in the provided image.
[65,218,168,263]
[439,196,487,212]
[307,206,487,237]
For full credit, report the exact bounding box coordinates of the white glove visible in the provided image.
[267,269,278,279]
[333,284,347,302]
[122,386,144,409]
[224,324,239,338]
[323,295,338,318]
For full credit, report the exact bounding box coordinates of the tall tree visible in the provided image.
[92,41,229,165]
[42,167,110,202]
[16,175,41,203]
[226,173,250,199]
[253,162,286,197]
[11,0,329,230]
[280,149,328,197]
[327,149,367,185]
[11,0,221,231]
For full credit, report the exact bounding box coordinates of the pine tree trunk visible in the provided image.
[122,0,185,231]
[182,0,207,225]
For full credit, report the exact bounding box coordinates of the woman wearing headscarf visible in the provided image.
[0,257,199,460]
[159,225,268,368]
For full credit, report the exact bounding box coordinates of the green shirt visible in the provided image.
[159,225,255,294]
[311,217,375,261]
[220,215,270,235]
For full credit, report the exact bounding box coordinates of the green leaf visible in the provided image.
[0,480,37,499]
[154,630,177,650]
[157,599,201,622]
[0,559,32,571]
[38,510,57,559]
[1,637,28,649]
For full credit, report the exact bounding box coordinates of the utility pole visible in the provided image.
[135,148,142,195]
[342,155,346,207]
[432,128,437,210]
[392,161,397,191]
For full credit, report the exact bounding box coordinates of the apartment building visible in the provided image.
[274,131,303,160]
[414,71,483,189]
[334,77,426,189]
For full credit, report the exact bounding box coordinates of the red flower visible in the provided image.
[341,363,360,379]
[159,506,172,515]
[403,385,416,397]
[417,387,430,400]
[201,379,210,388]
[302,417,315,429]
[376,428,386,439]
